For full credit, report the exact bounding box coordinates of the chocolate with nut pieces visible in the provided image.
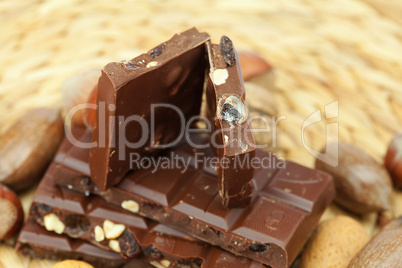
[90,27,210,191]
[206,37,256,208]
[53,127,335,268]
[27,161,263,267]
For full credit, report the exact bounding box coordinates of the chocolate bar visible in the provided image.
[18,219,263,268]
[206,37,256,208]
[90,27,210,191]
[17,219,126,267]
[54,128,335,267]
[28,162,263,267]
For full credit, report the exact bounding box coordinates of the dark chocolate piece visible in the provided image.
[54,129,335,268]
[28,163,263,267]
[206,38,256,208]
[90,27,210,191]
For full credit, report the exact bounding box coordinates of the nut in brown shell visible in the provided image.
[384,133,402,189]
[348,216,402,267]
[315,142,392,214]
[0,108,64,192]
[0,184,24,240]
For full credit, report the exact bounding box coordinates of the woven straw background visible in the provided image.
[0,0,402,267]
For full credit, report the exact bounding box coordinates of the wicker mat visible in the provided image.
[0,0,401,267]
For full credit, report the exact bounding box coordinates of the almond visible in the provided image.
[62,69,100,127]
[0,184,23,240]
[348,216,402,267]
[300,216,370,268]
[0,108,64,191]
[316,142,393,214]
[384,133,402,189]
[238,51,272,82]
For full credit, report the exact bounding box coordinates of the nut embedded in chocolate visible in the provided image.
[53,130,335,267]
[90,27,210,191]
[207,40,256,209]
[103,220,126,239]
[218,95,248,126]
[123,61,139,70]
[149,43,165,59]
[64,214,91,238]
[94,225,105,242]
[121,200,139,213]
[248,243,269,253]
[109,240,121,253]
[220,36,236,66]
[119,229,140,258]
[37,203,52,213]
[43,213,65,234]
[144,245,164,259]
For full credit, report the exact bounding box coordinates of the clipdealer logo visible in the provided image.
[64,100,340,167]
[302,100,339,167]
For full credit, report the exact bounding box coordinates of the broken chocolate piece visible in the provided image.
[206,39,256,208]
[54,129,335,267]
[90,27,210,191]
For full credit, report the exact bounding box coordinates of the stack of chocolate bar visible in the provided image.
[16,28,335,268]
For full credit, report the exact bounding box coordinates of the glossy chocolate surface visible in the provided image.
[90,27,210,191]
[17,219,126,267]
[206,38,256,208]
[54,129,335,267]
[28,162,262,267]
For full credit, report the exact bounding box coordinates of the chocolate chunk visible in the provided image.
[64,214,91,237]
[206,40,256,208]
[17,219,126,268]
[90,27,210,191]
[24,154,263,267]
[53,128,335,267]
[220,36,236,66]
[149,43,165,58]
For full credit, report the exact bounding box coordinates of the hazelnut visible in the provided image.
[212,69,229,85]
[121,200,139,213]
[146,61,158,68]
[108,240,121,253]
[0,184,24,240]
[103,220,125,239]
[217,95,248,126]
[94,225,105,242]
[384,133,402,188]
[44,213,65,234]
